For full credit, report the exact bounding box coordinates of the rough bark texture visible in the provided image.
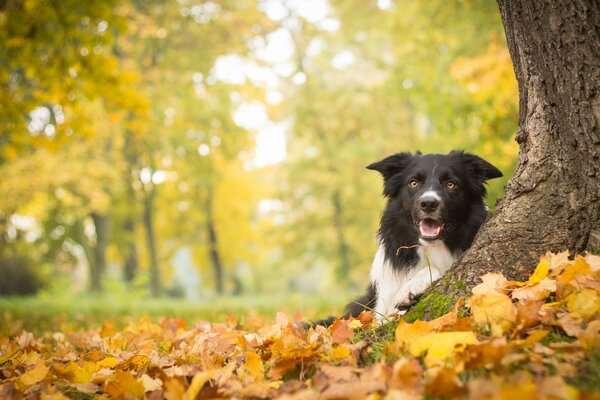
[412,0,600,318]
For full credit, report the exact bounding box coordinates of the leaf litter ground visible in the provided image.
[2,252,600,399]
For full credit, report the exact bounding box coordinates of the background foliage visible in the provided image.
[0,0,517,310]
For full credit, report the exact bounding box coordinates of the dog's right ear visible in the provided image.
[366,152,413,181]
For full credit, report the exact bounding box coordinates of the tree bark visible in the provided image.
[205,186,225,295]
[414,0,600,315]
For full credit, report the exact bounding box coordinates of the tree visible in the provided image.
[412,0,600,317]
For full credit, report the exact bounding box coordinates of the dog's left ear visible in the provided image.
[366,152,413,181]
[456,152,503,181]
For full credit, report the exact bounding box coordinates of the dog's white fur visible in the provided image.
[369,240,457,319]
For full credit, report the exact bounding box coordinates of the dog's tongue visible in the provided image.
[419,219,442,237]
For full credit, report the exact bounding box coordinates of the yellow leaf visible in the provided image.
[558,256,590,284]
[566,289,600,319]
[498,381,538,400]
[241,352,264,381]
[19,359,49,386]
[184,370,214,400]
[100,321,118,338]
[347,319,363,329]
[104,370,145,399]
[529,256,550,284]
[330,346,351,360]
[408,331,478,365]
[96,356,120,368]
[395,320,433,346]
[468,292,517,336]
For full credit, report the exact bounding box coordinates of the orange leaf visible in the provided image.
[330,320,354,344]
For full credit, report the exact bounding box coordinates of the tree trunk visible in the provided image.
[332,190,351,283]
[205,187,225,295]
[123,218,138,283]
[411,0,600,318]
[142,188,162,297]
[90,213,110,292]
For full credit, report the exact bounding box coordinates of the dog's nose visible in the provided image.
[419,196,439,212]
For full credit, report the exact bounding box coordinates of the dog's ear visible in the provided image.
[366,152,413,180]
[454,151,503,181]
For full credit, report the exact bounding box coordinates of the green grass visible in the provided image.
[0,291,351,336]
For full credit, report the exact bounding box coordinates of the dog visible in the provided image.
[313,150,502,326]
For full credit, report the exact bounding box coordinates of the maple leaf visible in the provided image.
[329,319,354,344]
[104,370,145,399]
[566,288,600,319]
[472,272,508,295]
[468,292,517,336]
[408,331,479,365]
[19,359,49,386]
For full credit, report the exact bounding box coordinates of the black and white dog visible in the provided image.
[316,150,502,325]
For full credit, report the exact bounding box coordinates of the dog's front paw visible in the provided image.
[395,292,420,311]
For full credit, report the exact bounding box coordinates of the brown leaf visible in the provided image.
[557,312,584,337]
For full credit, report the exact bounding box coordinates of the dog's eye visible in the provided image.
[446,181,457,190]
[408,179,420,188]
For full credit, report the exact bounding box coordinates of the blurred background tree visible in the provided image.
[0,0,517,304]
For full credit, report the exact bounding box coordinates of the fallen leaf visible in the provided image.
[347,319,363,329]
[329,320,354,344]
[511,278,556,302]
[529,256,550,284]
[408,331,479,365]
[104,370,145,399]
[184,370,215,400]
[566,288,600,319]
[141,373,162,392]
[19,359,49,386]
[395,320,433,346]
[239,351,264,382]
[557,313,584,337]
[468,292,517,336]
[558,256,591,284]
[472,273,508,295]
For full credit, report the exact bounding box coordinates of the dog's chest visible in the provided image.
[369,242,457,318]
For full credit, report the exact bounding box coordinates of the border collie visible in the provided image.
[315,150,502,325]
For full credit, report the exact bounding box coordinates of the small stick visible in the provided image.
[396,244,419,256]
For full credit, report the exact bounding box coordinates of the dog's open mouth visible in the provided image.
[419,218,444,239]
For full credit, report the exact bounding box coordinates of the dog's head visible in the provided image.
[367,150,502,242]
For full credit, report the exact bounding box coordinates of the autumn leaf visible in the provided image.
[566,289,600,319]
[19,359,49,386]
[104,370,145,399]
[472,272,508,295]
[408,331,479,365]
[529,255,550,283]
[184,370,215,400]
[329,319,354,344]
[468,292,517,336]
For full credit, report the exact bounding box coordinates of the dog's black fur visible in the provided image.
[311,150,502,327]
